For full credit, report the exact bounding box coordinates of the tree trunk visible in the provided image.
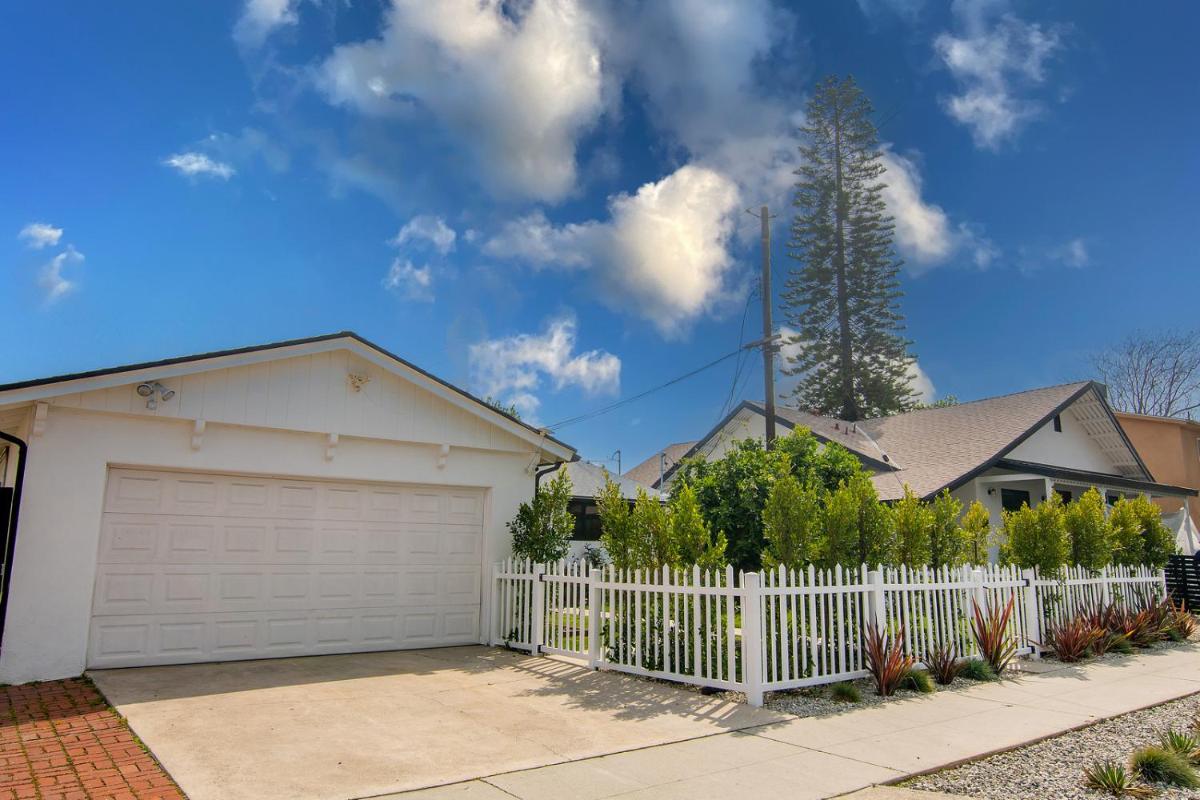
[832,97,857,421]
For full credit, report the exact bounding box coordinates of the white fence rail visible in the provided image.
[491,558,1167,706]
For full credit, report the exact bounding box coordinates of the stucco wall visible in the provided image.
[1007,412,1115,473]
[1118,414,1198,520]
[0,405,534,684]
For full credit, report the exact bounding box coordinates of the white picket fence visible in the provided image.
[490,558,1166,706]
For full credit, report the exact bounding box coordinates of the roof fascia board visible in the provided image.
[995,458,1197,497]
[0,334,575,462]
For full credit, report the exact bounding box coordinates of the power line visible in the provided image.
[546,344,759,431]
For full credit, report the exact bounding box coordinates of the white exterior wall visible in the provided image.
[1008,412,1114,473]
[0,404,536,684]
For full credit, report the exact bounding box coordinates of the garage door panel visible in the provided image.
[88,605,482,668]
[89,469,485,668]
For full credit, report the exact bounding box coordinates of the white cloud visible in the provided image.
[880,148,998,274]
[163,152,236,180]
[18,222,63,250]
[318,0,606,201]
[382,258,434,302]
[1054,237,1088,268]
[391,215,456,255]
[934,1,1064,148]
[234,0,299,48]
[485,164,743,336]
[39,245,83,303]
[908,361,936,403]
[468,314,621,420]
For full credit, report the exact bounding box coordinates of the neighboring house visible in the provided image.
[542,460,661,558]
[1116,411,1200,525]
[0,332,576,684]
[662,382,1197,554]
[623,441,697,490]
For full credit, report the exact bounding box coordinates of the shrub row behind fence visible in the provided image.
[490,558,1167,706]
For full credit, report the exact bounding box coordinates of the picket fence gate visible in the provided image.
[490,558,1166,706]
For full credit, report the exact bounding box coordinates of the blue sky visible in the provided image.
[3,1,1198,471]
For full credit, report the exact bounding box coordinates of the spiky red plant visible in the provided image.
[925,641,962,685]
[971,594,1017,675]
[1041,615,1104,662]
[864,623,915,697]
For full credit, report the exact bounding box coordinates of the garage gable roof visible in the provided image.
[0,332,576,462]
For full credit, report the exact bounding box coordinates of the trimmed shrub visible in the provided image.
[1064,488,1113,571]
[901,668,935,694]
[892,486,933,569]
[761,473,821,569]
[1000,492,1067,576]
[959,658,996,681]
[509,470,574,563]
[830,682,861,703]
[1131,745,1199,788]
[960,500,993,565]
[928,489,970,568]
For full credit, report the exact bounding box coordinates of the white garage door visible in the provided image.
[88,468,485,668]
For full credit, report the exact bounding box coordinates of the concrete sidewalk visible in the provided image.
[387,645,1200,800]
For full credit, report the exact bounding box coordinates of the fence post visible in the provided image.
[1100,565,1112,608]
[489,561,501,646]
[1021,568,1041,658]
[531,563,546,656]
[969,567,986,621]
[867,569,886,633]
[741,572,764,707]
[588,568,602,669]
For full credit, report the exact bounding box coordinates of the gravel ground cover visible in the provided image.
[907,692,1200,799]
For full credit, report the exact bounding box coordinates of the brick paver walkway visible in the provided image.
[1,678,184,800]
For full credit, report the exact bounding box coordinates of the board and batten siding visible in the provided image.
[45,350,528,454]
[0,345,552,684]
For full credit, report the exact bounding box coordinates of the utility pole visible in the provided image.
[751,204,778,448]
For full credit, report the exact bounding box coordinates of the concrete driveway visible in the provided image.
[89,646,784,800]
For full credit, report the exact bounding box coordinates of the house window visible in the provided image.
[1001,488,1031,513]
[1056,489,1073,503]
[1053,414,1063,432]
[567,499,603,542]
[1106,494,1121,506]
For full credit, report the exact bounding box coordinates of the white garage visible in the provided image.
[0,332,575,682]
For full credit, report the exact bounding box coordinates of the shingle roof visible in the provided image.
[856,382,1094,500]
[550,460,662,500]
[745,402,892,468]
[624,442,697,488]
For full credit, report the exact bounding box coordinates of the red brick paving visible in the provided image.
[0,678,185,800]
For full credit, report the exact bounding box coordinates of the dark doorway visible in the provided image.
[1000,488,1031,513]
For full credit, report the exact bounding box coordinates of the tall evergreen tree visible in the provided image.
[783,75,915,420]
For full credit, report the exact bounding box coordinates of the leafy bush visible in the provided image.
[671,438,791,571]
[928,489,970,568]
[632,488,674,568]
[864,623,915,697]
[830,681,861,703]
[1082,760,1155,798]
[959,658,997,681]
[901,668,935,693]
[960,500,993,565]
[1000,492,1067,576]
[509,470,574,563]
[1041,615,1103,662]
[892,487,933,569]
[1064,488,1113,571]
[821,472,894,568]
[1131,744,1200,788]
[761,473,822,569]
[926,642,962,685]
[971,595,1018,676]
[1111,495,1177,568]
[669,484,728,571]
[597,477,637,570]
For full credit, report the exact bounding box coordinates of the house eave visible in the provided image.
[993,458,1198,497]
